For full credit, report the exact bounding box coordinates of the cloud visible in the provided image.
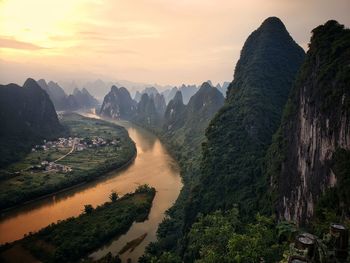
[94,48,139,55]
[0,36,46,50]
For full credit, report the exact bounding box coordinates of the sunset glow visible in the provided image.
[1,0,349,85]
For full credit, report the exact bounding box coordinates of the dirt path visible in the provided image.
[54,140,76,163]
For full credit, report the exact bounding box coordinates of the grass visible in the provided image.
[0,113,136,210]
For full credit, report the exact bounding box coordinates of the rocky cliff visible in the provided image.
[153,93,167,116]
[267,20,350,224]
[163,91,186,132]
[100,86,136,119]
[133,93,160,128]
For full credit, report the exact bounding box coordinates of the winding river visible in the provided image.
[0,113,182,262]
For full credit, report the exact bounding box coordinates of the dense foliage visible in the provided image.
[0,185,155,263]
[144,209,287,263]
[186,16,305,224]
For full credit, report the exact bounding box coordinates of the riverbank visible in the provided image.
[0,151,136,214]
[0,114,182,262]
[0,113,137,211]
[0,185,156,263]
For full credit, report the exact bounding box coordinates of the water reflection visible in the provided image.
[0,113,182,263]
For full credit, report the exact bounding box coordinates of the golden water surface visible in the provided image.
[0,113,182,262]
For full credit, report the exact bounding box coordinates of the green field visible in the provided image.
[0,113,136,210]
[0,185,156,263]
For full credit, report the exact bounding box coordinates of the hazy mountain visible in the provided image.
[179,84,198,104]
[73,88,99,109]
[134,90,142,102]
[99,86,137,119]
[82,79,113,101]
[216,81,230,96]
[37,79,72,110]
[162,85,198,105]
[163,91,186,132]
[133,86,160,103]
[0,78,64,167]
[133,93,160,128]
[162,87,178,104]
[38,79,98,111]
[153,93,167,116]
[142,87,159,97]
[37,80,66,100]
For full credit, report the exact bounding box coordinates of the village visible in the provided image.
[28,136,121,173]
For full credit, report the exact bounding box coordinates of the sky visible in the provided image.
[0,0,349,87]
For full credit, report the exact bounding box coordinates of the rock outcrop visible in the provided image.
[100,86,136,119]
[267,20,350,223]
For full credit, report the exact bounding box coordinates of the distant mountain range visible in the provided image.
[162,82,225,162]
[100,81,225,164]
[132,82,228,106]
[100,81,224,127]
[57,78,228,105]
[37,79,99,111]
[162,85,198,104]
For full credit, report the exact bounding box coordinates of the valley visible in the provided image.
[0,2,349,262]
[0,113,182,262]
[0,113,136,210]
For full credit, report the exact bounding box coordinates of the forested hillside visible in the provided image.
[142,16,306,262]
[161,82,224,168]
[186,16,305,226]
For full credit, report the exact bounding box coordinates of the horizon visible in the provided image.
[1,0,350,87]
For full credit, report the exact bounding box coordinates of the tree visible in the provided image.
[109,191,119,202]
[83,204,94,214]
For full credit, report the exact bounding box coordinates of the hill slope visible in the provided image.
[0,78,64,167]
[188,17,305,219]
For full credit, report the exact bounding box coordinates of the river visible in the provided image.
[0,113,182,262]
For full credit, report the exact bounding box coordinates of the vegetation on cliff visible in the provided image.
[265,20,350,226]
